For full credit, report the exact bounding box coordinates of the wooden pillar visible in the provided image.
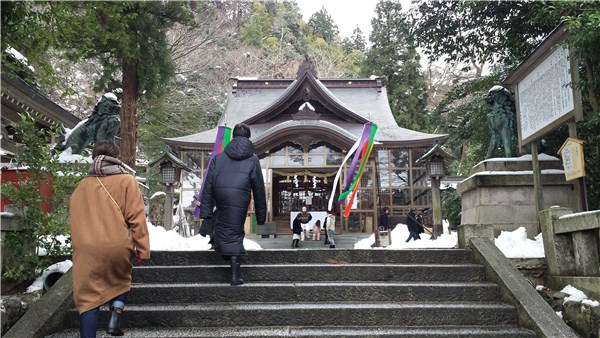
[164,185,174,230]
[432,177,443,239]
[531,141,543,234]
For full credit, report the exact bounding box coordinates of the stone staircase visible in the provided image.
[49,249,537,337]
[248,234,369,249]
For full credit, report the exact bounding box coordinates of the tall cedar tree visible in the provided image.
[2,2,194,169]
[307,7,339,43]
[362,0,429,132]
[240,2,273,47]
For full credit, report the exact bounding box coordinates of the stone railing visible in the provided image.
[1,206,37,292]
[539,207,600,300]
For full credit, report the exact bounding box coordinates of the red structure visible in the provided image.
[1,169,53,213]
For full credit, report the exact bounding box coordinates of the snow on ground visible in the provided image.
[148,222,262,251]
[26,260,72,293]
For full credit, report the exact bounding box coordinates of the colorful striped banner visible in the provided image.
[194,125,232,218]
[327,122,378,217]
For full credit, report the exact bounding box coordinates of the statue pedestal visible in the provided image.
[457,155,578,237]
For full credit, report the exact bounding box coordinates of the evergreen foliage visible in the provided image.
[442,187,461,229]
[2,1,195,169]
[362,0,429,131]
[409,1,555,68]
[240,2,273,48]
[411,1,600,209]
[1,114,86,280]
[307,6,339,43]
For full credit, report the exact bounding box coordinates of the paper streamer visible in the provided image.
[327,122,378,217]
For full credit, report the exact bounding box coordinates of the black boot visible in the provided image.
[230,256,244,286]
[106,307,124,336]
[291,239,297,248]
[295,239,300,248]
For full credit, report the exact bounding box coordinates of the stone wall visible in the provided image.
[458,156,578,238]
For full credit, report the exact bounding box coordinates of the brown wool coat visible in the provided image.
[70,174,150,314]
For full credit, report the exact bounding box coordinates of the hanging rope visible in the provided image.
[271,169,337,179]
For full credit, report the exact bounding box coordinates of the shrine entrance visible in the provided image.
[271,169,336,229]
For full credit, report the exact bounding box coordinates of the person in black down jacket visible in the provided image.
[291,213,303,248]
[199,123,267,286]
[406,208,422,242]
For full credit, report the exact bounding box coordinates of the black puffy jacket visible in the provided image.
[199,136,267,256]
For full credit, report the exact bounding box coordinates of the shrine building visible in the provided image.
[164,62,447,234]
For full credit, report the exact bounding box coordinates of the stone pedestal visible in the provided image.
[1,206,36,292]
[457,155,578,237]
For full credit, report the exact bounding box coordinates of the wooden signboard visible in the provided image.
[504,25,583,148]
[558,137,585,181]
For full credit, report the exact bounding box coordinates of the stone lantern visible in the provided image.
[149,148,191,230]
[416,143,455,239]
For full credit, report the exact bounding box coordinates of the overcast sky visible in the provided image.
[296,0,413,40]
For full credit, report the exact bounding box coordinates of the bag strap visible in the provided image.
[96,177,125,218]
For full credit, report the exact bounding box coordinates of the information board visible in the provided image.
[517,46,574,144]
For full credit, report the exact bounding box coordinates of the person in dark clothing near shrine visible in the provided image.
[379,207,390,230]
[406,208,421,242]
[199,123,267,286]
[291,213,303,248]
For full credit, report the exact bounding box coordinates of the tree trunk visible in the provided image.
[585,58,599,112]
[120,61,139,170]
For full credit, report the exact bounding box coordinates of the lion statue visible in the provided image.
[58,93,121,154]
[484,85,516,159]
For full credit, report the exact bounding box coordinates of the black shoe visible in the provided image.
[329,245,335,249]
[230,256,244,286]
[106,307,124,336]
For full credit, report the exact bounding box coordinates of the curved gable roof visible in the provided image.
[242,69,369,125]
[252,119,375,154]
[164,64,448,152]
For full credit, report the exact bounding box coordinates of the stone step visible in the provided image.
[64,302,521,329]
[250,236,363,249]
[145,248,473,266]
[132,263,486,283]
[49,325,537,337]
[127,281,500,304]
[46,249,539,338]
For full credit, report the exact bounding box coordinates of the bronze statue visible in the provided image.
[484,85,515,159]
[59,93,121,154]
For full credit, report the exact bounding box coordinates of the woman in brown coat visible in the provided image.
[70,142,150,337]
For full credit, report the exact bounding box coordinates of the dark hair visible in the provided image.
[92,141,120,159]
[233,123,251,138]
